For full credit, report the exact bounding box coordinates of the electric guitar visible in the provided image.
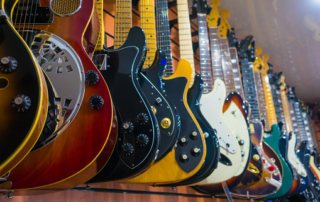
[231,38,282,199]
[123,0,207,184]
[88,0,161,183]
[0,0,48,181]
[0,0,116,192]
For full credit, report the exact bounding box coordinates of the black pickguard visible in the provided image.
[87,26,159,183]
[160,74,219,186]
[0,16,41,165]
[139,49,180,162]
[161,74,204,173]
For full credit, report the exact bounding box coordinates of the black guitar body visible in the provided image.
[87,26,160,183]
[291,141,310,194]
[159,74,219,186]
[139,49,180,162]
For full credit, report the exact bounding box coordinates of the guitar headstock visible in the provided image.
[260,54,270,74]
[207,0,220,27]
[193,0,209,15]
[238,35,253,59]
[279,73,286,91]
[287,86,298,102]
[252,47,263,71]
[228,28,238,48]
[218,9,230,37]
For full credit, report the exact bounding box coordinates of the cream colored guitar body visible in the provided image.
[288,132,307,177]
[196,79,241,185]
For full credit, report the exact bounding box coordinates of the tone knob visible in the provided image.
[122,143,134,156]
[179,136,188,146]
[11,94,31,112]
[0,56,17,73]
[179,153,189,163]
[190,131,198,140]
[136,113,149,125]
[238,140,245,145]
[89,95,104,109]
[191,147,201,157]
[85,70,99,85]
[121,122,134,133]
[137,134,149,146]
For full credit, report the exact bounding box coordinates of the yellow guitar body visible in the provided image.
[123,59,207,184]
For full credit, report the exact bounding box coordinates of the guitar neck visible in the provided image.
[229,48,245,99]
[156,0,173,76]
[208,27,224,82]
[270,85,284,127]
[280,89,294,132]
[177,0,195,86]
[198,14,213,93]
[114,0,132,49]
[261,72,278,125]
[95,0,105,51]
[254,71,270,130]
[241,59,260,120]
[140,0,157,69]
[288,101,301,138]
[220,37,236,94]
[293,102,308,144]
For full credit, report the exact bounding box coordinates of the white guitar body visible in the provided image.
[196,79,242,185]
[223,92,250,176]
[288,132,307,177]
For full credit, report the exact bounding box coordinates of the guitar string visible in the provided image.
[25,0,35,46]
[21,0,29,40]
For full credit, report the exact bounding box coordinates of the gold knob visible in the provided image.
[182,154,188,160]
[253,154,260,161]
[161,118,171,129]
[249,124,255,133]
[151,106,157,114]
[270,158,275,163]
[181,137,187,143]
[264,177,270,182]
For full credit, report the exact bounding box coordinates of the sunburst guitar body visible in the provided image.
[0,0,48,181]
[123,59,207,184]
[0,0,116,192]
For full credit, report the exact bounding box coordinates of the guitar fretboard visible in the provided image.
[208,27,223,82]
[293,102,308,144]
[229,48,245,98]
[219,37,236,94]
[280,89,294,133]
[95,0,105,51]
[270,85,284,127]
[140,0,157,69]
[254,71,270,130]
[114,0,132,49]
[198,14,213,93]
[177,0,195,86]
[288,102,301,138]
[241,59,260,120]
[261,73,278,126]
[156,0,173,76]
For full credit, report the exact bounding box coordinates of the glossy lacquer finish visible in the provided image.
[140,50,180,162]
[0,9,48,178]
[4,0,115,191]
[293,141,310,193]
[160,74,219,186]
[263,124,294,199]
[88,26,160,183]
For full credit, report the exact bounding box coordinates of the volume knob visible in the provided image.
[0,56,17,73]
[85,70,99,85]
[89,95,104,109]
[136,113,149,125]
[12,94,31,112]
[137,134,149,146]
[122,143,134,156]
[121,122,134,133]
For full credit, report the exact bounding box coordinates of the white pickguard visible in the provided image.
[288,132,307,177]
[195,79,241,185]
[223,98,250,176]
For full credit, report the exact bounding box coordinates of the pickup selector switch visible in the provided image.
[122,143,134,156]
[136,113,149,125]
[137,134,149,146]
[0,56,17,73]
[121,122,134,133]
[89,95,104,109]
[12,94,31,112]
[241,151,245,157]
[85,70,99,85]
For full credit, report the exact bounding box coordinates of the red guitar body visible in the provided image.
[1,0,117,192]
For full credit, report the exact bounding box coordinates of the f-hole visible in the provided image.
[0,77,9,90]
